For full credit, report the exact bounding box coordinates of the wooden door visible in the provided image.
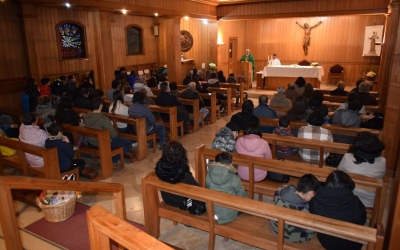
[228,37,238,75]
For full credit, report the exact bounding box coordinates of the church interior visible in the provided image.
[1,0,400,249]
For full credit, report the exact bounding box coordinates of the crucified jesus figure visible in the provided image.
[295,21,322,56]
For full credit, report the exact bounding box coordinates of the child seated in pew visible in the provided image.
[270,174,320,242]
[45,122,98,179]
[273,115,298,158]
[206,152,246,224]
[155,141,206,215]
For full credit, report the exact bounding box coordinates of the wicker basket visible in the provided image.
[36,196,76,222]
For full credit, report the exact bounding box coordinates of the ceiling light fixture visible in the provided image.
[155,13,158,17]
[65,3,70,8]
[184,16,189,21]
[203,19,208,25]
[122,9,127,14]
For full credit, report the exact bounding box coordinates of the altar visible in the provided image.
[257,65,324,90]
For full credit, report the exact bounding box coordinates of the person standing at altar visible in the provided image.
[240,49,255,85]
[269,53,281,66]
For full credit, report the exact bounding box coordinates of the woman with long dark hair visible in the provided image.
[286,95,310,122]
[338,132,385,207]
[109,90,129,132]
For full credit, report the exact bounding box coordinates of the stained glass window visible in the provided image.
[126,26,143,55]
[57,22,87,59]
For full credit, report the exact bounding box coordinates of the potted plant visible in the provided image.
[208,62,217,73]
[366,70,377,81]
[237,74,245,83]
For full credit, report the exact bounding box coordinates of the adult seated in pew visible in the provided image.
[64,75,78,102]
[109,90,129,132]
[35,95,56,120]
[129,91,166,150]
[107,73,120,101]
[192,68,203,81]
[211,122,239,153]
[207,73,221,87]
[307,90,324,111]
[351,79,363,94]
[155,141,206,214]
[168,82,180,98]
[338,132,385,208]
[284,83,299,101]
[269,86,292,109]
[155,82,192,132]
[236,123,271,181]
[226,73,236,83]
[301,83,314,103]
[181,82,210,124]
[230,99,259,131]
[298,111,333,162]
[286,96,311,123]
[198,83,225,113]
[310,171,367,250]
[55,96,82,144]
[138,88,160,120]
[217,70,227,83]
[19,113,48,167]
[336,92,367,115]
[294,76,306,94]
[74,88,92,110]
[329,100,363,144]
[127,70,139,89]
[361,112,384,130]
[253,95,277,133]
[94,90,110,113]
[122,85,134,102]
[206,152,246,224]
[133,79,153,96]
[330,81,348,96]
[45,122,97,179]
[270,174,320,242]
[83,97,132,165]
[357,82,378,106]
[79,77,95,98]
[273,116,298,157]
[182,73,191,86]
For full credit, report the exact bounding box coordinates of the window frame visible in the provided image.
[125,25,145,56]
[55,21,88,60]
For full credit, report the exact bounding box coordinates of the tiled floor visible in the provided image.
[1,83,386,250]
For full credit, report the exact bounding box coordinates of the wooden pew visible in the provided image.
[269,105,290,117]
[62,124,123,180]
[258,117,382,140]
[152,88,218,124]
[194,145,389,229]
[0,137,78,179]
[0,176,126,250]
[142,171,384,250]
[72,107,150,160]
[208,87,233,115]
[318,89,379,98]
[323,95,348,103]
[148,105,183,141]
[262,133,350,168]
[87,205,173,250]
[220,82,244,107]
[323,101,379,113]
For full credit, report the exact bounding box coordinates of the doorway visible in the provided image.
[228,37,238,75]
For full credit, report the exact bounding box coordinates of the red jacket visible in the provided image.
[39,85,51,96]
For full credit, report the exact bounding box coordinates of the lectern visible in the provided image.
[238,62,253,90]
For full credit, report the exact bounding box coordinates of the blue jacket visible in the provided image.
[128,102,155,132]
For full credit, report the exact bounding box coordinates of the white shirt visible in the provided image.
[270,58,281,66]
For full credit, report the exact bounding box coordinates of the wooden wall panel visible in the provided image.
[218,15,384,86]
[0,2,27,79]
[33,7,95,78]
[110,14,157,70]
[218,0,389,19]
[180,18,218,77]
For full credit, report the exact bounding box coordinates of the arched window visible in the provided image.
[56,22,87,59]
[126,25,143,55]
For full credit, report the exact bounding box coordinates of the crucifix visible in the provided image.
[295,21,323,56]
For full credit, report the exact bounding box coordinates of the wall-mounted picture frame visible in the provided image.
[363,25,384,57]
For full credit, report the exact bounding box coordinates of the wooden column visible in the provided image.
[91,11,114,91]
[20,4,41,81]
[382,0,400,176]
[164,17,182,83]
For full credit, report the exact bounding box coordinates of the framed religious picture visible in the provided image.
[180,30,193,52]
[363,25,384,57]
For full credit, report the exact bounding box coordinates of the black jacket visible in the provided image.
[310,187,366,250]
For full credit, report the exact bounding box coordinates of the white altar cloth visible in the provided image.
[262,65,324,81]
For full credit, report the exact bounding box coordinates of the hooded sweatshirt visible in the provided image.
[206,162,246,224]
[235,134,271,181]
[19,124,49,167]
[310,187,366,250]
[35,103,56,120]
[330,109,361,143]
[269,185,315,242]
[210,127,236,153]
[83,112,117,147]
